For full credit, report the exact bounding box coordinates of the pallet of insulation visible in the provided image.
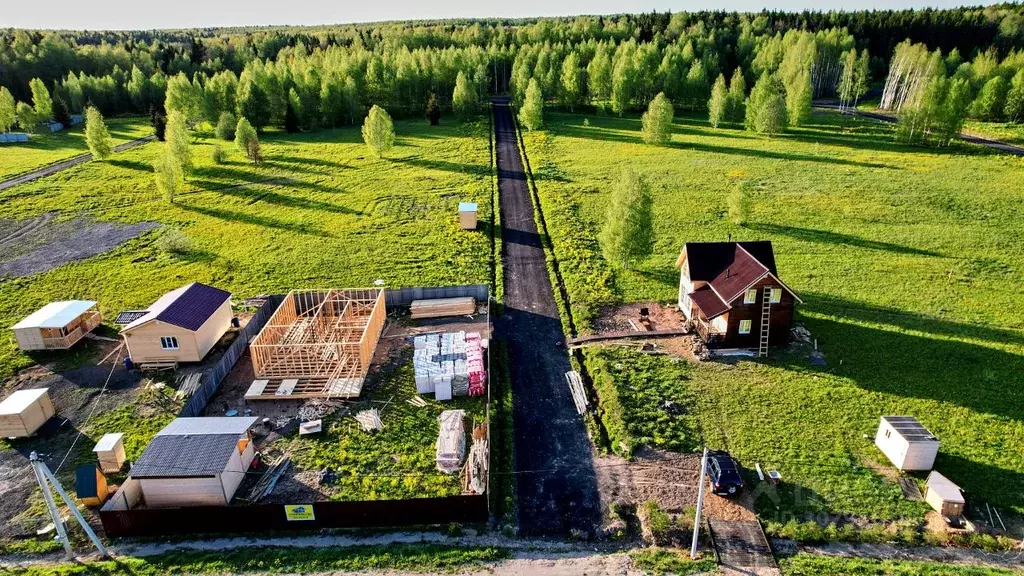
[409,297,476,319]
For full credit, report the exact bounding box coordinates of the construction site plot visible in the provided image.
[207,312,493,503]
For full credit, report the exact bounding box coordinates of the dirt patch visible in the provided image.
[594,302,685,334]
[0,212,158,279]
[596,448,702,528]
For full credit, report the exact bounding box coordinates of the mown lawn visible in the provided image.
[780,553,1021,575]
[963,120,1024,147]
[522,110,1024,521]
[0,118,493,380]
[0,116,154,180]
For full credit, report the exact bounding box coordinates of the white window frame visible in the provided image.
[769,288,782,303]
[160,336,179,350]
[744,288,757,304]
[738,320,752,334]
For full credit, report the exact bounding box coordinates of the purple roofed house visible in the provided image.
[120,283,233,365]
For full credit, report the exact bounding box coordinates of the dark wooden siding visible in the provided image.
[710,277,794,349]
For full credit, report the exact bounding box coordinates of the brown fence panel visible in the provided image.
[100,495,488,537]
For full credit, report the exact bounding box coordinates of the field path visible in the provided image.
[814,103,1024,156]
[492,98,602,536]
[0,134,156,192]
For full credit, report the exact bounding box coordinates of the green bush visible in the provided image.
[215,111,237,141]
[211,144,227,164]
[155,226,192,254]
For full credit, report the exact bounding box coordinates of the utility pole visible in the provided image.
[690,446,709,559]
[30,452,109,559]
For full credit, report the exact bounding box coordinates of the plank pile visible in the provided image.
[410,297,476,319]
[463,423,488,495]
[355,409,383,432]
[565,371,589,415]
[244,456,291,503]
[435,409,466,474]
[413,332,487,400]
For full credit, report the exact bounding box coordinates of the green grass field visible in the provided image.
[963,120,1024,147]
[0,117,154,180]
[780,554,1022,575]
[0,119,493,380]
[522,110,1024,522]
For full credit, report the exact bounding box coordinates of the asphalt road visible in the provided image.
[0,134,157,192]
[492,98,602,537]
[814,103,1024,157]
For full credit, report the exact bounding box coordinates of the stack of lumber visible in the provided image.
[410,297,476,319]
[244,456,291,503]
[435,410,466,474]
[355,409,383,432]
[463,423,488,494]
[565,371,589,415]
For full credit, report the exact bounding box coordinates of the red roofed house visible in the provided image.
[120,283,233,365]
[676,241,801,355]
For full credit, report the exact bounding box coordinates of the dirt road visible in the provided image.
[492,99,601,536]
[813,103,1024,156]
[0,134,156,192]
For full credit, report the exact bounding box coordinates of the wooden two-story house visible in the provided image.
[676,241,801,356]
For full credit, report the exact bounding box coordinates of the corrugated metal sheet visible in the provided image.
[12,301,97,329]
[157,416,258,437]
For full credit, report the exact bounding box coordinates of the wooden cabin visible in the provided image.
[76,465,109,507]
[875,415,940,472]
[0,388,55,437]
[128,417,257,508]
[925,471,965,519]
[11,301,102,351]
[676,241,801,355]
[120,283,232,365]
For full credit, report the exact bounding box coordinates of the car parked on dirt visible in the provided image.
[707,450,744,496]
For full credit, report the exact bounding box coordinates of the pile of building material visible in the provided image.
[410,297,476,319]
[413,332,487,400]
[565,371,589,415]
[244,456,291,503]
[355,409,383,432]
[436,410,466,474]
[463,423,488,495]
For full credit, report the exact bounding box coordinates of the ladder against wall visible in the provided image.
[759,286,772,357]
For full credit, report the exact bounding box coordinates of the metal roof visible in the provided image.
[11,301,97,330]
[156,416,258,437]
[93,433,124,452]
[926,471,965,503]
[131,434,241,478]
[0,388,50,415]
[113,310,149,325]
[881,415,939,443]
[121,283,231,332]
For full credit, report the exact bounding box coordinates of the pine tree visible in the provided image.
[727,70,747,123]
[708,74,728,128]
[560,51,584,111]
[599,167,654,270]
[215,111,237,140]
[150,104,167,141]
[641,92,674,145]
[426,93,442,126]
[1005,69,1024,123]
[361,105,395,158]
[165,111,193,175]
[29,78,53,120]
[85,106,113,160]
[452,71,480,120]
[52,96,72,127]
[518,78,544,130]
[0,87,15,133]
[234,116,259,159]
[284,100,300,133]
[746,73,787,136]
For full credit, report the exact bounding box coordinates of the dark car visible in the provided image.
[707,450,744,496]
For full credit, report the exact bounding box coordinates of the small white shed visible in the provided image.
[11,300,101,351]
[875,415,940,471]
[93,433,126,473]
[0,388,55,437]
[458,202,478,230]
[925,471,965,518]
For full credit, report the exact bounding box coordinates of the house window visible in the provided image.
[744,288,757,304]
[769,288,782,303]
[738,320,752,334]
[160,336,179,350]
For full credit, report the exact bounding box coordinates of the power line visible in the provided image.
[54,346,124,474]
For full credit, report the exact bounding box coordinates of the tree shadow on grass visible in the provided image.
[747,223,944,258]
[108,158,151,172]
[217,185,363,216]
[390,155,491,178]
[266,156,351,171]
[177,202,332,237]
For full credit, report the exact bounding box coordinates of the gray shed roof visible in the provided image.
[881,415,939,443]
[156,417,258,437]
[131,434,242,478]
[927,471,965,504]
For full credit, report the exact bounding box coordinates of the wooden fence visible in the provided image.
[178,295,284,417]
[100,494,488,536]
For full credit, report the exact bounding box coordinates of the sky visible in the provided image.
[1,0,998,31]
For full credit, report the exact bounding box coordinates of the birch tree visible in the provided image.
[29,78,53,120]
[519,78,544,130]
[708,74,728,128]
[599,168,654,270]
[362,104,395,158]
[642,92,674,145]
[0,87,15,133]
[85,106,113,160]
